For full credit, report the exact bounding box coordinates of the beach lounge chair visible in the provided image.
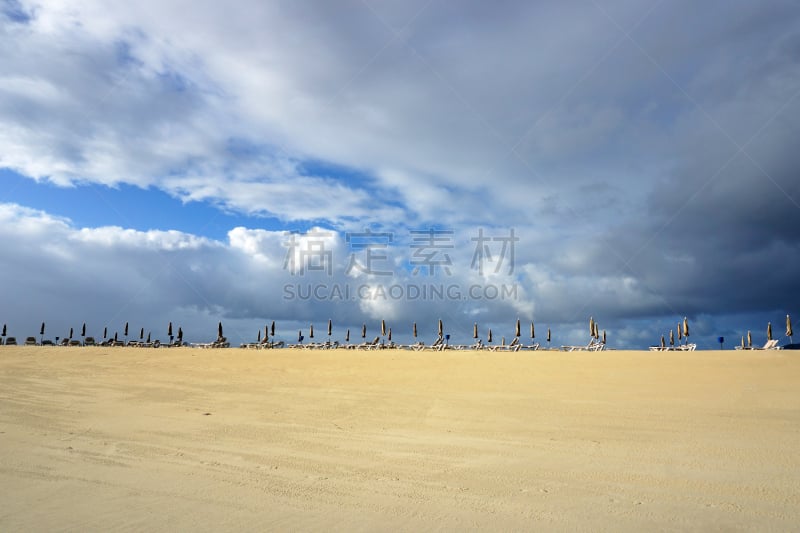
[355,337,380,350]
[84,337,97,346]
[211,336,230,348]
[261,340,284,349]
[561,339,601,352]
[450,340,482,350]
[747,339,780,350]
[423,336,446,351]
[492,338,522,352]
[25,337,37,346]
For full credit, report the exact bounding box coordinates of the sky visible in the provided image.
[1,0,799,348]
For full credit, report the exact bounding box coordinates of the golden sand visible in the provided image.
[1,346,798,530]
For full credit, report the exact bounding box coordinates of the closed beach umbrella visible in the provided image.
[40,322,46,335]
[589,317,595,337]
[139,327,144,340]
[593,321,599,339]
[271,321,275,337]
[741,336,745,349]
[81,322,86,337]
[346,329,350,342]
[388,328,392,341]
[787,314,793,340]
[298,330,302,342]
[488,329,493,343]
[103,326,107,339]
[502,336,506,346]
[683,317,689,339]
[747,330,752,348]
[124,322,129,337]
[114,332,118,342]
[661,335,666,348]
[515,318,520,338]
[381,320,386,337]
[1,324,6,336]
[602,330,607,344]
[767,322,772,341]
[218,322,223,339]
[438,319,443,338]
[257,329,262,342]
[413,322,417,338]
[168,322,173,337]
[310,324,314,339]
[146,332,151,343]
[69,327,73,339]
[361,323,366,338]
[264,325,269,342]
[178,327,183,343]
[547,328,551,343]
[473,323,478,339]
[669,329,675,346]
[327,319,332,337]
[530,322,535,339]
[678,325,682,341]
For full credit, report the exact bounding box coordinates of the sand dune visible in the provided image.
[1,346,798,530]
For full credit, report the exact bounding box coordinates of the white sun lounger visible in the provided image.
[736,339,780,350]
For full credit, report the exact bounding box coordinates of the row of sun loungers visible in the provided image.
[240,340,286,349]
[259,336,550,351]
[12,336,188,348]
[648,344,697,352]
[734,339,780,350]
[561,339,607,352]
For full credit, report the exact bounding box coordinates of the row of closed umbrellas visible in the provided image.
[289,318,579,345]
[0,322,184,344]
[658,315,794,348]
[2,318,594,345]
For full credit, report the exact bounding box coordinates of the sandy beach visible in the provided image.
[1,346,798,531]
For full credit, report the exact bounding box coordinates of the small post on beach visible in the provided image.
[718,336,724,350]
